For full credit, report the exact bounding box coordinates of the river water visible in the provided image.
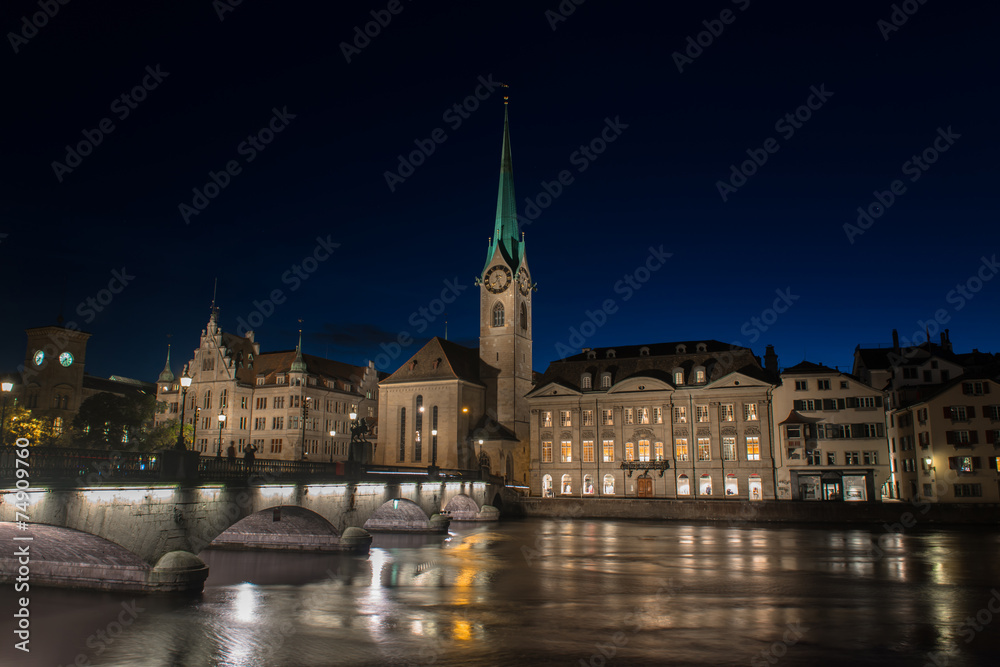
[4,518,1000,666]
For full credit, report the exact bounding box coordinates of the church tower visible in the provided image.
[479,100,533,441]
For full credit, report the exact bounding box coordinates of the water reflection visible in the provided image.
[4,520,1000,667]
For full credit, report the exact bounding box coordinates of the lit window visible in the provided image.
[696,405,710,422]
[602,409,614,426]
[674,406,687,423]
[673,370,683,385]
[583,440,594,463]
[561,440,572,462]
[541,411,553,427]
[624,408,634,425]
[746,436,760,460]
[698,437,711,461]
[675,438,689,461]
[653,407,663,424]
[582,410,594,426]
[725,474,738,496]
[677,474,691,495]
[560,410,572,427]
[542,474,553,497]
[584,474,594,495]
[699,474,713,495]
[654,441,664,460]
[744,403,758,421]
[695,368,706,383]
[625,442,635,462]
[720,404,734,421]
[722,436,736,461]
[561,474,572,495]
[603,474,615,495]
[638,407,650,424]
[603,439,614,462]
[541,440,552,463]
[638,440,651,462]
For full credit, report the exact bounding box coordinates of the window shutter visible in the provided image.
[846,397,857,408]
[987,430,996,445]
[874,396,883,408]
[985,383,991,394]
[972,457,982,469]
[990,456,999,470]
[943,406,952,419]
[968,406,976,418]
[823,398,835,410]
[876,423,884,437]
[970,431,979,444]
[793,400,804,410]
[837,398,845,410]
[948,456,958,469]
[946,431,956,444]
[963,383,972,395]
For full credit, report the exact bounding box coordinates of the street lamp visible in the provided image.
[0,380,13,447]
[217,413,226,457]
[301,396,311,460]
[431,429,438,467]
[329,429,336,462]
[174,370,192,451]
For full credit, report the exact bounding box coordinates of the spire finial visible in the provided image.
[291,321,307,373]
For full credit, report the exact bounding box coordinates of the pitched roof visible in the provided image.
[83,374,154,397]
[782,360,839,375]
[483,104,523,275]
[234,350,369,388]
[535,340,766,391]
[380,337,483,385]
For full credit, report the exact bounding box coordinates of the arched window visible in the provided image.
[561,474,573,495]
[520,302,527,330]
[603,474,615,495]
[673,368,684,385]
[203,390,212,409]
[220,389,228,408]
[414,396,423,461]
[726,473,739,496]
[699,474,713,496]
[677,474,691,496]
[398,407,406,461]
[62,395,69,409]
[584,474,594,495]
[601,374,612,389]
[581,375,592,389]
[694,366,706,383]
[542,474,553,497]
[748,474,763,501]
[492,302,505,327]
[53,394,61,408]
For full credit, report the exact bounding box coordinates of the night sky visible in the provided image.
[2,0,998,382]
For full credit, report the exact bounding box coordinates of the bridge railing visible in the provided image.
[0,446,160,485]
[0,446,502,487]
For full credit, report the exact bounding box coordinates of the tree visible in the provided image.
[133,419,193,452]
[72,392,157,449]
[1,405,52,446]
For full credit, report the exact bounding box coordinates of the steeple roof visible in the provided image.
[290,330,307,373]
[483,104,523,275]
[157,345,174,383]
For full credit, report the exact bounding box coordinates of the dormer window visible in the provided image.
[256,375,265,386]
[639,346,650,357]
[432,358,441,369]
[276,374,285,385]
[586,350,597,360]
[606,349,616,359]
[676,344,687,354]
[694,366,706,383]
[581,374,592,389]
[601,373,612,389]
[696,342,707,352]
[673,368,684,385]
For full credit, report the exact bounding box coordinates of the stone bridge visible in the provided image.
[0,446,513,592]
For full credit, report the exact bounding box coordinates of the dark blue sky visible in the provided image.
[2,0,998,381]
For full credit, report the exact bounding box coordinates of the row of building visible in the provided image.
[6,102,998,504]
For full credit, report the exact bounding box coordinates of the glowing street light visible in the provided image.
[0,379,13,447]
[174,369,192,451]
[216,413,226,457]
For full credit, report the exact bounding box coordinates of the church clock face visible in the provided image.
[485,265,511,293]
[33,350,45,366]
[59,352,74,367]
[517,268,531,296]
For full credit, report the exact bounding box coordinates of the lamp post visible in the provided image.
[0,380,13,447]
[174,370,192,451]
[329,430,336,462]
[216,413,226,457]
[300,396,311,460]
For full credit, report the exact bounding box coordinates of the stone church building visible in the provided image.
[375,103,533,485]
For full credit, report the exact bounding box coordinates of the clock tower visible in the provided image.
[479,101,533,441]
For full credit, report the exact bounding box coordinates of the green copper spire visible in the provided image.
[483,101,523,275]
[158,344,174,383]
[290,330,307,373]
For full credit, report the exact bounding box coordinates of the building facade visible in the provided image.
[527,342,778,500]
[155,310,379,461]
[772,361,890,502]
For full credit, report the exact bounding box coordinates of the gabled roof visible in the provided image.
[234,350,369,389]
[83,374,154,398]
[896,365,1000,410]
[782,360,839,375]
[469,414,519,442]
[380,337,483,385]
[534,340,766,392]
[778,409,823,425]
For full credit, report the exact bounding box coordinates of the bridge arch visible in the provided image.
[363,498,445,533]
[210,505,340,551]
[442,494,481,520]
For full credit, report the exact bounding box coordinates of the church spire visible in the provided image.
[158,344,175,383]
[483,89,522,275]
[290,329,307,373]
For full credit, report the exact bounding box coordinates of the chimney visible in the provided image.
[764,344,778,375]
[942,329,953,353]
[892,329,899,349]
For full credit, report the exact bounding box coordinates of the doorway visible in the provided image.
[822,481,841,501]
[637,476,653,498]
